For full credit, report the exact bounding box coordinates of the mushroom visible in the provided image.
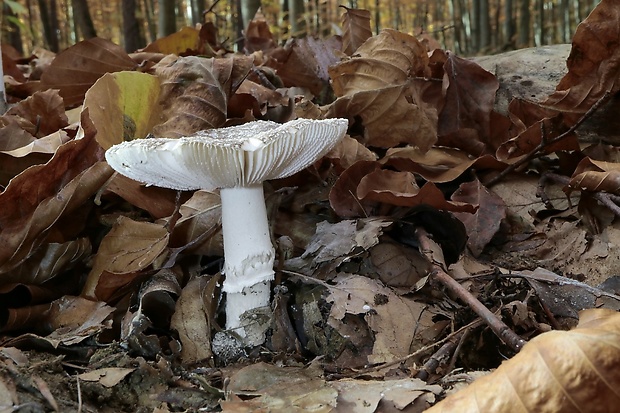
[105,118,349,337]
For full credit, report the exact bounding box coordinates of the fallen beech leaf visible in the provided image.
[0,117,111,274]
[142,26,214,57]
[452,180,506,257]
[340,6,372,55]
[326,134,377,172]
[327,30,436,149]
[427,308,620,413]
[79,368,135,387]
[41,38,136,107]
[332,378,442,412]
[152,56,228,137]
[224,362,337,412]
[357,169,419,206]
[266,36,342,96]
[329,160,381,218]
[82,216,170,301]
[543,0,620,123]
[569,157,620,194]
[327,275,418,363]
[438,52,498,154]
[6,89,68,136]
[83,71,164,149]
[244,10,276,53]
[382,146,506,183]
[171,275,220,364]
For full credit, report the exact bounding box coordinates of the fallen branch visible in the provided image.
[415,228,526,352]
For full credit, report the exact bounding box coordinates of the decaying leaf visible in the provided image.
[79,368,136,388]
[41,38,136,107]
[340,6,372,56]
[170,275,220,364]
[82,216,170,301]
[327,275,420,363]
[427,308,620,413]
[569,157,620,194]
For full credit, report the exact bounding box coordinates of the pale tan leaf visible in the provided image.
[427,308,620,413]
[82,216,169,301]
[78,368,136,387]
[170,275,220,364]
[340,7,372,55]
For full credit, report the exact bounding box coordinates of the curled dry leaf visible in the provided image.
[569,157,620,194]
[451,180,507,257]
[83,71,164,149]
[142,26,214,56]
[41,38,136,107]
[327,29,437,149]
[427,308,620,413]
[543,0,620,122]
[340,6,372,56]
[0,116,111,275]
[382,147,506,183]
[266,36,342,96]
[171,275,220,364]
[81,216,170,301]
[6,89,68,137]
[151,56,230,137]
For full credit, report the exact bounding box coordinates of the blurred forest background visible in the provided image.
[2,0,599,57]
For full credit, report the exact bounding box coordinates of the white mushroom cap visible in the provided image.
[105,118,349,190]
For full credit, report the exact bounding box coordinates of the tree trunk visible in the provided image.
[518,0,530,48]
[4,3,24,55]
[240,0,261,30]
[158,0,176,37]
[72,0,97,39]
[38,0,59,52]
[123,0,144,52]
[288,0,305,36]
[478,0,491,51]
[190,0,206,25]
[504,0,514,48]
[536,0,544,45]
[141,0,157,42]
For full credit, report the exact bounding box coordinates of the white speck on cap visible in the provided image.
[105,118,349,191]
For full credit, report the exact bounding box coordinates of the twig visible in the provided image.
[485,91,612,187]
[416,228,526,352]
[541,171,620,218]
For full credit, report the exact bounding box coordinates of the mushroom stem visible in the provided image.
[220,184,275,332]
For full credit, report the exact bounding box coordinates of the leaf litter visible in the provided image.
[2,1,620,412]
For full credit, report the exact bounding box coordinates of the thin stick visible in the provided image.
[416,228,526,352]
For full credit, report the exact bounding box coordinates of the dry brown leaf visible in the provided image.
[332,378,442,413]
[427,308,620,413]
[327,29,436,149]
[142,26,214,56]
[543,0,620,123]
[382,147,506,183]
[6,89,68,137]
[569,157,620,194]
[329,160,381,218]
[81,216,170,301]
[151,56,229,137]
[78,368,136,388]
[266,36,342,96]
[223,362,337,412]
[105,174,180,219]
[326,134,377,172]
[340,6,372,56]
[41,38,136,107]
[170,275,220,364]
[451,180,506,257]
[437,52,499,155]
[0,116,111,275]
[327,275,418,363]
[3,238,91,285]
[243,10,277,53]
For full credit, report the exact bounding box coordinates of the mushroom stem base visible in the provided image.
[225,280,271,335]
